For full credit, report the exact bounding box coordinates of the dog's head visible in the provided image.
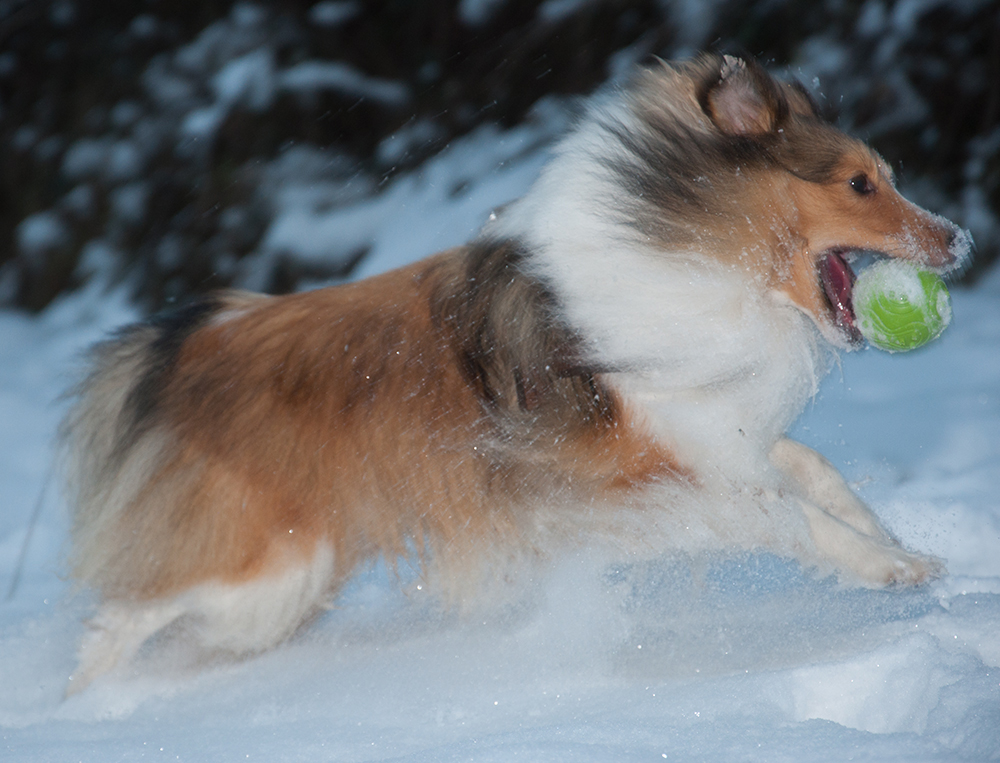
[620,55,972,348]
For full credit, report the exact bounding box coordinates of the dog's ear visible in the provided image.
[702,55,783,136]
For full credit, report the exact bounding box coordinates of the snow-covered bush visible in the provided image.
[0,0,995,312]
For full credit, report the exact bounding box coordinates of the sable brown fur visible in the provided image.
[65,243,678,605]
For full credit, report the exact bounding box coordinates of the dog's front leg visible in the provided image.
[769,437,892,541]
[769,437,943,586]
[793,499,943,586]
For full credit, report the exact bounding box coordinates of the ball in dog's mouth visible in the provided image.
[819,251,863,345]
[853,260,952,352]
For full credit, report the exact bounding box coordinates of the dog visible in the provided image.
[60,54,970,693]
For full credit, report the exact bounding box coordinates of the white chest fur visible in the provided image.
[489,130,831,485]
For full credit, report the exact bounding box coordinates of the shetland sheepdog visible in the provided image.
[61,54,970,692]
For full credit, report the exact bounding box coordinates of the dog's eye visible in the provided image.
[849,174,875,195]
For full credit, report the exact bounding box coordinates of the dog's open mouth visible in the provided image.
[819,251,863,345]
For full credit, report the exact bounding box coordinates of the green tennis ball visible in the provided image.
[854,260,952,353]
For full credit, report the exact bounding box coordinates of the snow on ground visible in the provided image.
[1,119,999,762]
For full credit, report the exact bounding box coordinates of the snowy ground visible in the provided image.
[1,118,999,761]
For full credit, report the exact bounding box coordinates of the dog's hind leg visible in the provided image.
[66,544,337,696]
[67,599,185,696]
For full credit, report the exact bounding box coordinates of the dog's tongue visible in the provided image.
[820,252,862,344]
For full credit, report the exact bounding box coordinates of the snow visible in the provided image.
[140,4,413,167]
[212,49,277,112]
[2,117,1000,761]
[458,0,509,27]
[15,211,69,255]
[108,182,150,228]
[308,1,360,28]
[537,0,593,24]
[62,137,145,184]
[664,0,731,52]
[254,101,568,284]
[279,62,410,108]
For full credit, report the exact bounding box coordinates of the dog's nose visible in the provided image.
[922,222,963,268]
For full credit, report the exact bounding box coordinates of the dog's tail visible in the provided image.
[59,296,228,595]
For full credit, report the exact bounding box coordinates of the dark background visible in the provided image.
[1,0,997,313]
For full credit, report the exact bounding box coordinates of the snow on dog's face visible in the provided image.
[605,55,971,348]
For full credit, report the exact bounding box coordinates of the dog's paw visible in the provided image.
[66,600,185,697]
[799,499,945,588]
[849,543,945,588]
